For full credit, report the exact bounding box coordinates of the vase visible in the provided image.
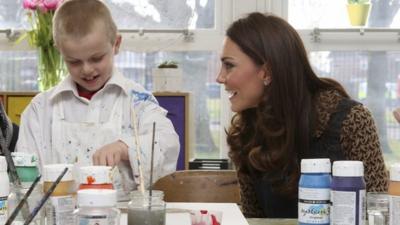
[152,68,183,92]
[37,46,66,91]
[346,3,371,26]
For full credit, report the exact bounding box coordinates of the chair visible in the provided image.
[152,170,240,204]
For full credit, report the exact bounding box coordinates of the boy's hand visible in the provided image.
[92,140,129,166]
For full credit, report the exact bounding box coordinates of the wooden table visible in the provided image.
[247,218,297,225]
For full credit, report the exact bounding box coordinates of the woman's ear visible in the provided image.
[259,64,272,86]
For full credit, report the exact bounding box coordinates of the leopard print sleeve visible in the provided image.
[340,104,389,192]
[237,172,265,218]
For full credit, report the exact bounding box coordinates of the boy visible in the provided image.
[16,0,180,197]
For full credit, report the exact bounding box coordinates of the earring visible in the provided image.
[263,80,269,86]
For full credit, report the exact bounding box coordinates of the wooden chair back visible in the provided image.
[152,170,240,204]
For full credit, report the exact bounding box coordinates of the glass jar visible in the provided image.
[367,192,389,225]
[8,152,43,225]
[74,189,120,225]
[128,190,166,225]
[8,183,45,225]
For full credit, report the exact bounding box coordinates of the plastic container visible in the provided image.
[389,163,400,225]
[74,189,120,225]
[0,156,10,224]
[128,190,166,225]
[12,152,39,186]
[331,160,366,225]
[78,166,113,190]
[298,158,331,225]
[43,164,75,225]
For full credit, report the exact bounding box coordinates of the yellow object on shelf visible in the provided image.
[347,3,371,26]
[6,95,35,125]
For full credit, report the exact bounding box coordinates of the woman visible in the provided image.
[216,12,388,218]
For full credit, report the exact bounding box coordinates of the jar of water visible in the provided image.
[367,192,389,225]
[128,190,166,225]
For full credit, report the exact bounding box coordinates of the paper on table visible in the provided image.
[119,202,249,225]
[166,203,248,225]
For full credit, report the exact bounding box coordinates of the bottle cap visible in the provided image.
[11,152,38,167]
[301,158,331,173]
[79,166,113,184]
[43,164,74,182]
[390,163,400,181]
[77,189,117,207]
[333,161,364,177]
[0,156,7,172]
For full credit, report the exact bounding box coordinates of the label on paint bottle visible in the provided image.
[299,187,330,224]
[78,215,111,225]
[0,196,8,224]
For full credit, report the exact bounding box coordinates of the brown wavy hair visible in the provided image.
[226,12,349,196]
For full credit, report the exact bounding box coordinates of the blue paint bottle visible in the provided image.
[298,158,331,225]
[331,161,366,225]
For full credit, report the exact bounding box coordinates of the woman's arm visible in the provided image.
[341,104,389,192]
[237,171,265,218]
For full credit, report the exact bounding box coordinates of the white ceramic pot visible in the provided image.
[152,68,183,92]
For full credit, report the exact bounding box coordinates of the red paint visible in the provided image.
[79,183,113,190]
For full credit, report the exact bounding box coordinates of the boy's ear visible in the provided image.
[114,34,122,54]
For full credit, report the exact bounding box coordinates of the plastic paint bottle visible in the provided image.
[389,163,400,225]
[12,152,39,186]
[43,164,75,225]
[331,161,366,225]
[78,166,114,190]
[74,189,120,225]
[0,156,10,224]
[298,158,331,225]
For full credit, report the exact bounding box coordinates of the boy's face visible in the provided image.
[58,27,121,93]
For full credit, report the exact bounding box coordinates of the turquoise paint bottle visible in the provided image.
[298,158,331,225]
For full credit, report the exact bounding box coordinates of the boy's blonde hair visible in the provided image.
[53,0,117,47]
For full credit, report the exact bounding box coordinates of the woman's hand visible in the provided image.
[92,140,129,166]
[393,108,400,123]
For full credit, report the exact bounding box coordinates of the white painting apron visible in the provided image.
[51,92,130,200]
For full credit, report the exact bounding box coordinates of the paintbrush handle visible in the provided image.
[149,122,156,197]
[23,167,68,225]
[130,107,146,194]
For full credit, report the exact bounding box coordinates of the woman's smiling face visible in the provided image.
[216,37,268,112]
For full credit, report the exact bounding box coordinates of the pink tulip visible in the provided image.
[22,0,37,10]
[37,1,48,13]
[43,0,62,10]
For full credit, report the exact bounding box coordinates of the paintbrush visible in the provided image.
[148,122,156,209]
[23,167,68,225]
[5,175,41,225]
[130,106,145,194]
